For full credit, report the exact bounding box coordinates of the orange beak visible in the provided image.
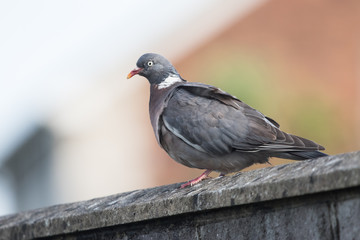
[127,67,143,79]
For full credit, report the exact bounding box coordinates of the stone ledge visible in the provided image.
[0,151,359,240]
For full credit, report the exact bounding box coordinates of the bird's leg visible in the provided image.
[180,170,212,188]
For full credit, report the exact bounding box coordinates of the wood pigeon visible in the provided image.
[127,53,327,188]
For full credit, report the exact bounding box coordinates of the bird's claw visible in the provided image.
[180,169,212,188]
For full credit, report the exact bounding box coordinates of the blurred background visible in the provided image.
[0,0,359,216]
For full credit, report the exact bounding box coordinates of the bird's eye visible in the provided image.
[147,60,154,67]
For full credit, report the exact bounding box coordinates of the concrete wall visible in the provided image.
[0,151,359,240]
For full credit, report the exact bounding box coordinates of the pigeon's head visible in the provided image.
[127,53,180,85]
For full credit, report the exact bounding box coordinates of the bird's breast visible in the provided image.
[149,83,183,144]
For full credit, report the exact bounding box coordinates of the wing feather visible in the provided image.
[160,83,324,156]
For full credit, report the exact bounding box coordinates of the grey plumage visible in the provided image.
[128,53,327,187]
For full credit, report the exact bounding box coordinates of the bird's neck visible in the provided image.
[149,78,184,114]
[156,74,185,89]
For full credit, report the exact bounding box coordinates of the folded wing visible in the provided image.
[161,83,324,156]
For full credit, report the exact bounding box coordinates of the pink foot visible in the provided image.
[180,170,212,188]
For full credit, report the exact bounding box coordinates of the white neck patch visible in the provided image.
[157,75,182,89]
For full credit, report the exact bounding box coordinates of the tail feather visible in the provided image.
[290,151,328,159]
[273,151,328,160]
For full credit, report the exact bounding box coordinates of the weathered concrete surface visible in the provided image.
[0,151,359,240]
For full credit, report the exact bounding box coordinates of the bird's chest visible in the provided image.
[149,84,181,144]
